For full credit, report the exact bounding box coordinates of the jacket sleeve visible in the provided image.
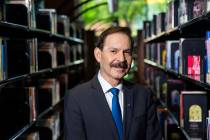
[146,88,162,140]
[64,92,87,140]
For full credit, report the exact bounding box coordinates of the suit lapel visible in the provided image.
[123,81,134,140]
[90,75,118,139]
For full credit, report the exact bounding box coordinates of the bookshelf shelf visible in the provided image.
[159,101,191,140]
[0,59,84,88]
[144,13,210,43]
[9,97,64,140]
[144,59,210,91]
[0,21,83,44]
[0,2,87,140]
[143,2,210,139]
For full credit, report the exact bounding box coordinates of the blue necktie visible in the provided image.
[110,88,123,140]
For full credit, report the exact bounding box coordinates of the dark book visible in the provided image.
[36,9,57,34]
[156,12,165,34]
[151,15,157,37]
[21,131,40,140]
[143,21,151,39]
[0,87,37,140]
[165,117,186,140]
[29,38,38,73]
[37,112,60,140]
[7,39,35,78]
[0,0,4,20]
[173,0,180,28]
[174,49,180,73]
[0,38,7,80]
[150,43,157,62]
[57,15,70,37]
[166,79,184,120]
[180,91,208,139]
[38,42,57,70]
[56,42,70,65]
[70,23,77,38]
[166,41,179,70]
[57,73,68,98]
[154,71,167,100]
[37,79,60,115]
[179,38,205,78]
[5,0,36,27]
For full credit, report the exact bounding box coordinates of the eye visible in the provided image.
[124,49,132,55]
[110,49,117,54]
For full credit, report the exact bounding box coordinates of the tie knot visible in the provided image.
[110,88,119,96]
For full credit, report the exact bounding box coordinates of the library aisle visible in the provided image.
[1,0,210,140]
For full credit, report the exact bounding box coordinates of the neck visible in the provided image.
[99,72,122,87]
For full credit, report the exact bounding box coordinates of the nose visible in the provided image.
[117,51,125,61]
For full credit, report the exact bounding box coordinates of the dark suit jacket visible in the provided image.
[64,75,162,140]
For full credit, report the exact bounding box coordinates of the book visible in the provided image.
[20,131,40,140]
[166,41,179,70]
[57,73,68,98]
[180,91,208,139]
[0,0,4,20]
[5,0,36,27]
[174,49,180,73]
[154,71,167,100]
[206,31,210,83]
[206,111,210,140]
[38,112,60,140]
[151,15,157,37]
[0,87,37,140]
[0,38,7,81]
[179,38,205,78]
[36,8,57,34]
[7,39,36,78]
[29,38,38,73]
[143,21,151,39]
[70,23,77,37]
[37,78,60,114]
[56,41,70,65]
[57,15,70,37]
[156,12,165,34]
[157,42,166,65]
[166,79,184,120]
[38,42,57,70]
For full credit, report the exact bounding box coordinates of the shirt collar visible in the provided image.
[97,71,122,93]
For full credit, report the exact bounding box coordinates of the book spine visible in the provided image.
[206,31,210,83]
[180,93,184,127]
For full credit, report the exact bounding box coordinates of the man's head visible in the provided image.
[94,26,133,86]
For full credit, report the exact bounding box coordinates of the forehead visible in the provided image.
[103,32,131,47]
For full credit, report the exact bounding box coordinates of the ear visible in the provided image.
[94,47,101,63]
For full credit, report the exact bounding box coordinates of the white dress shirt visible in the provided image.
[97,71,124,119]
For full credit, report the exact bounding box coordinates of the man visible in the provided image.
[64,26,162,140]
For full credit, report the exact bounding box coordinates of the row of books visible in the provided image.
[0,37,84,80]
[143,0,210,39]
[0,0,83,38]
[144,37,208,82]
[21,112,61,140]
[0,76,68,140]
[145,66,208,140]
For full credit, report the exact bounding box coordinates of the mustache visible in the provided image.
[110,61,128,69]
